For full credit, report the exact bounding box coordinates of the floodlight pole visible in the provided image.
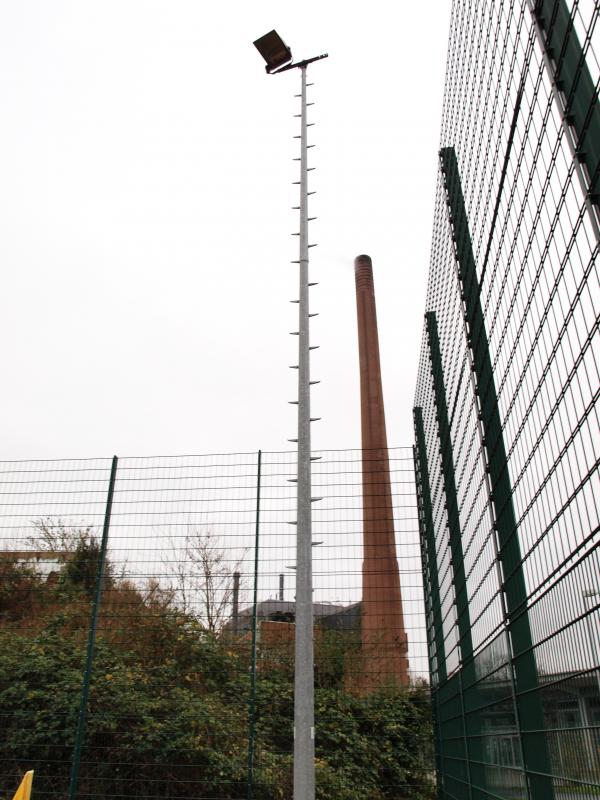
[261,47,327,800]
[294,61,315,800]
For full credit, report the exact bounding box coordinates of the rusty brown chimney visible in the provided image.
[354,254,409,689]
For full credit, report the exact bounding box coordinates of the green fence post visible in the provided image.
[246,450,262,800]
[413,410,447,684]
[531,0,600,211]
[412,428,445,800]
[423,315,480,798]
[440,145,554,799]
[424,313,474,666]
[68,455,118,800]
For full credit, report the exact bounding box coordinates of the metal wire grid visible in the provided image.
[0,458,116,798]
[416,0,599,797]
[256,449,431,796]
[0,448,433,800]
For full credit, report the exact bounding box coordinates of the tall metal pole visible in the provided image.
[294,63,315,800]
[255,45,326,799]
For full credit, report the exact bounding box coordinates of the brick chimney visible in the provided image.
[354,254,409,689]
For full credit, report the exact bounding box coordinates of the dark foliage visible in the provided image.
[0,542,435,800]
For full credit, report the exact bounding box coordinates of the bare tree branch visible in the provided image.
[165,527,247,633]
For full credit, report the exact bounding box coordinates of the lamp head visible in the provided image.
[253,29,293,73]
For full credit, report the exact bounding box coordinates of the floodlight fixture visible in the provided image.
[253,29,293,73]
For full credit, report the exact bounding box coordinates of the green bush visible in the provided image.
[0,569,435,800]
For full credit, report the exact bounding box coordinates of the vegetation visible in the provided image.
[165,527,247,632]
[0,526,435,800]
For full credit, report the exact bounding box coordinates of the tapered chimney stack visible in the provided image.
[355,254,409,689]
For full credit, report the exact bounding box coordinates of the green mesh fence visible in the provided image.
[414,1,599,798]
[0,448,435,800]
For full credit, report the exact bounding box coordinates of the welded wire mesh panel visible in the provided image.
[0,449,434,800]
[79,453,260,800]
[415,1,600,798]
[0,458,114,800]
[253,448,433,799]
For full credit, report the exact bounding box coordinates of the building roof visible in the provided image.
[237,599,348,619]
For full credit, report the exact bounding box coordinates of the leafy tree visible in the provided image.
[26,517,95,556]
[24,517,116,597]
[0,559,41,619]
[61,536,107,597]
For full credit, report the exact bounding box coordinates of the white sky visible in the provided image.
[0,1,451,459]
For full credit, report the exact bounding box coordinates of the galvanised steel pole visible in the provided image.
[256,47,327,799]
[294,62,315,800]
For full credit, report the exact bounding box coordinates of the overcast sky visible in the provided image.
[0,1,451,459]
